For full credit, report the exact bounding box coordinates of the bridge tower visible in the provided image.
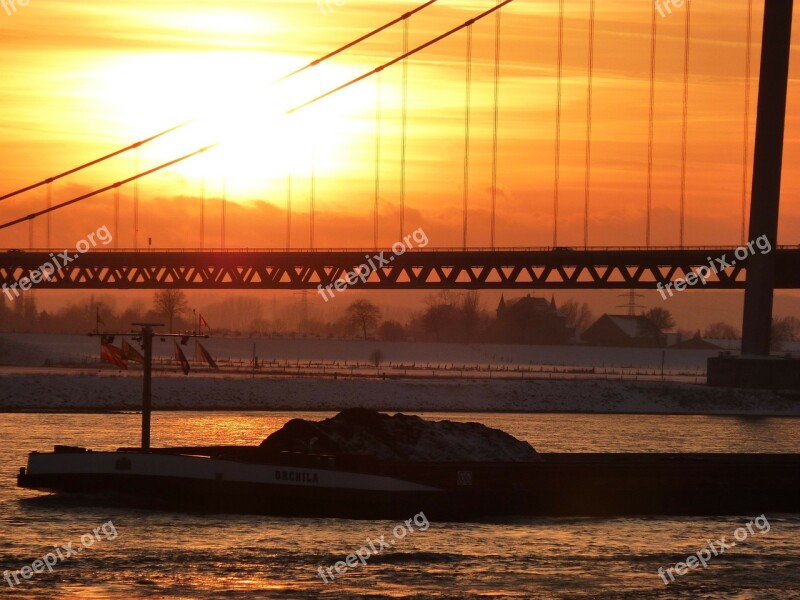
[709,0,798,389]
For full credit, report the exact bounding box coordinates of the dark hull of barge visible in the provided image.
[18,447,800,519]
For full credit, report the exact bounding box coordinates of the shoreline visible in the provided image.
[2,374,797,416]
[1,409,797,417]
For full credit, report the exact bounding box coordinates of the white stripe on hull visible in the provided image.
[26,453,441,493]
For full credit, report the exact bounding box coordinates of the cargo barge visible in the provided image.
[17,326,799,519]
[17,445,800,519]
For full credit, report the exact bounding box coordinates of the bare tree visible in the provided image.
[703,322,740,340]
[560,299,594,333]
[772,316,800,350]
[369,348,384,368]
[460,291,482,343]
[346,299,381,340]
[153,290,189,333]
[378,320,406,341]
[419,302,460,342]
[643,307,675,332]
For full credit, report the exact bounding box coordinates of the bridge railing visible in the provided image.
[3,245,798,254]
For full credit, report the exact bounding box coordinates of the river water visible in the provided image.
[1,412,799,598]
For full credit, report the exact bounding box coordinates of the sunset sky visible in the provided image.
[1,0,799,251]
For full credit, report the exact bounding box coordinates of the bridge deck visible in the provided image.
[2,248,799,290]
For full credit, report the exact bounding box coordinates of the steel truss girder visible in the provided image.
[1,249,799,291]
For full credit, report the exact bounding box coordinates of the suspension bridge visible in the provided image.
[0,0,797,358]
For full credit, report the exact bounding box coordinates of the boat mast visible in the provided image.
[91,323,208,452]
[140,324,154,451]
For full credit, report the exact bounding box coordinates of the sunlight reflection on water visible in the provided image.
[1,412,799,598]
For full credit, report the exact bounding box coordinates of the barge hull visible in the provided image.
[18,451,800,519]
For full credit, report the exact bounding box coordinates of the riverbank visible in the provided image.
[1,373,796,415]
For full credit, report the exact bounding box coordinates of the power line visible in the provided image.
[618,290,644,316]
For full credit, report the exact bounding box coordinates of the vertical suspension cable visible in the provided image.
[462,24,473,250]
[221,177,227,249]
[679,1,691,247]
[646,1,657,248]
[28,218,33,248]
[134,147,139,249]
[554,0,565,248]
[374,71,382,250]
[200,176,205,249]
[46,181,51,248]
[741,0,753,244]
[286,171,292,250]
[491,0,502,249]
[310,144,316,250]
[400,19,409,241]
[583,0,595,249]
[114,187,120,249]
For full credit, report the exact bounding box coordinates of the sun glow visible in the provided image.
[92,50,378,199]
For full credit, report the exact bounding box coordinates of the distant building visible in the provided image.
[670,332,723,350]
[582,314,666,348]
[493,294,573,345]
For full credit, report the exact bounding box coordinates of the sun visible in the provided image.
[92,49,377,200]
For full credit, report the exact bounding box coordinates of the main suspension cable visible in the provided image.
[288,0,514,115]
[0,145,217,232]
[0,121,191,202]
[0,0,443,205]
[2,1,515,233]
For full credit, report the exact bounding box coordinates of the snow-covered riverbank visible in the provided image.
[1,373,796,416]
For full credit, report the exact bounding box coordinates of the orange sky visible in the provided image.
[1,0,799,250]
